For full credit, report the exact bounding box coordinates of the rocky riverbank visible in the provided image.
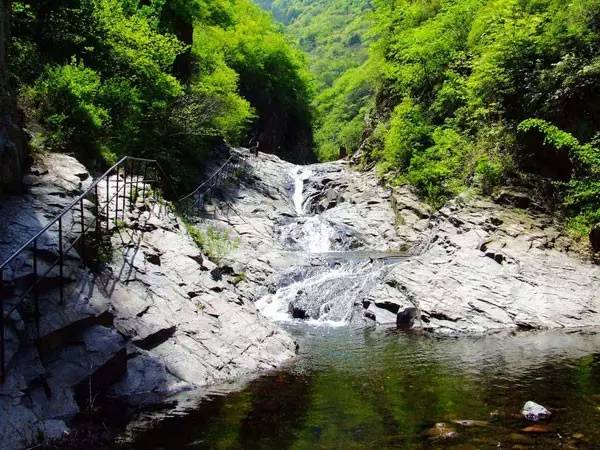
[202,150,600,334]
[0,152,295,449]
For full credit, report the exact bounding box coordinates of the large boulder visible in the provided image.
[590,223,600,252]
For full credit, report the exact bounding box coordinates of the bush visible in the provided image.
[186,223,239,263]
[405,128,471,208]
[28,61,108,153]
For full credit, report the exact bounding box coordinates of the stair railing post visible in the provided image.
[33,239,40,339]
[141,163,148,203]
[134,160,140,208]
[115,166,120,223]
[58,216,64,305]
[80,198,86,267]
[105,173,110,232]
[94,184,101,242]
[122,160,127,214]
[0,267,5,383]
[128,159,134,209]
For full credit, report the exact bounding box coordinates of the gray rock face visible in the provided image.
[382,195,600,333]
[0,154,119,449]
[0,152,296,448]
[204,150,600,335]
[521,401,551,421]
[100,194,297,401]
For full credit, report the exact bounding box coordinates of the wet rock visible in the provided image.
[522,424,553,433]
[452,419,488,427]
[424,422,458,440]
[397,307,418,328]
[521,401,551,421]
[290,305,308,320]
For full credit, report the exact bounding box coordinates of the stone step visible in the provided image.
[43,325,127,412]
[36,309,114,356]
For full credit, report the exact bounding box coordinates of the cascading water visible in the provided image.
[258,166,384,326]
[281,167,336,253]
[292,167,311,215]
[256,260,385,326]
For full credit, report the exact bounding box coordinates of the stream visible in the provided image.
[120,165,600,449]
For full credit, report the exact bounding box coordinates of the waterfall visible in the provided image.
[292,167,311,215]
[256,260,385,326]
[258,165,384,326]
[285,167,335,253]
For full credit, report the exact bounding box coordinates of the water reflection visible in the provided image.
[120,327,600,449]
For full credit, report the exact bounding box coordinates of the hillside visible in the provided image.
[256,0,372,89]
[254,0,374,161]
[7,0,314,186]
[268,0,600,244]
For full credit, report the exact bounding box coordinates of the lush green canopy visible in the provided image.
[9,0,313,185]
[305,0,600,233]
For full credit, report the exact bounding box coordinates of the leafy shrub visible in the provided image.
[474,155,504,195]
[518,118,600,233]
[405,128,471,208]
[28,61,108,153]
[186,224,239,263]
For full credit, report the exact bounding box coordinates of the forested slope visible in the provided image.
[255,0,374,161]
[291,0,600,240]
[7,0,314,187]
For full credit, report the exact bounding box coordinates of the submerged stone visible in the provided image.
[452,419,488,427]
[522,424,553,433]
[521,401,551,421]
[424,422,458,440]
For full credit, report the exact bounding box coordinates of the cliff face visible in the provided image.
[0,0,27,195]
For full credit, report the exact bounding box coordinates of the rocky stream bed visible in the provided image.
[0,148,599,448]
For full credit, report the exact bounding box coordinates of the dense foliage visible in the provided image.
[316,0,600,234]
[8,0,313,186]
[255,0,374,160]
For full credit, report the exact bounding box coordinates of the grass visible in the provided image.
[185,223,239,263]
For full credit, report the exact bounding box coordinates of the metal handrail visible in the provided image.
[0,150,250,382]
[0,156,174,270]
[178,155,235,202]
[0,155,178,382]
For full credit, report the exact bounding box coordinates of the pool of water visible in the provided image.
[117,325,600,449]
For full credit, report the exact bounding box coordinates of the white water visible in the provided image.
[258,166,381,326]
[292,167,311,215]
[256,261,384,327]
[284,167,336,253]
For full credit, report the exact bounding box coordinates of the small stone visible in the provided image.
[522,424,553,433]
[521,401,551,421]
[424,422,458,440]
[452,419,488,427]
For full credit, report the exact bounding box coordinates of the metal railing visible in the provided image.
[177,151,251,217]
[0,150,251,382]
[0,156,175,382]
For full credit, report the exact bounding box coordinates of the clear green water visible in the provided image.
[121,325,600,449]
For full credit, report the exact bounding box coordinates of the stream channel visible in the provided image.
[119,167,600,449]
